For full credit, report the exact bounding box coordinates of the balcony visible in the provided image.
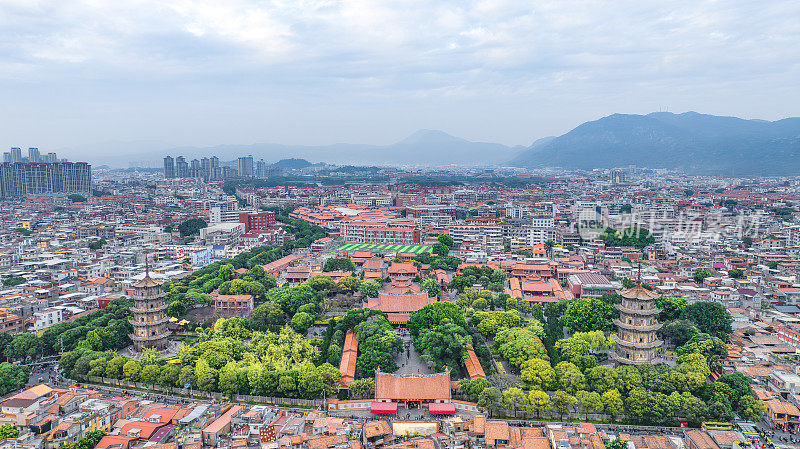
[609,351,664,366]
[129,316,170,327]
[128,330,170,342]
[610,334,663,349]
[612,318,663,332]
[614,303,660,316]
[130,303,168,314]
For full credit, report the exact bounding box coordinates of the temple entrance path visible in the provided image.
[394,331,436,376]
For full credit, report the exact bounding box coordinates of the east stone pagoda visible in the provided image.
[128,272,171,352]
[610,284,663,365]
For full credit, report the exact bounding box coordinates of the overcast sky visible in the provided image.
[1,0,799,154]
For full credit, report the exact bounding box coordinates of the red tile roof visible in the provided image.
[375,372,450,401]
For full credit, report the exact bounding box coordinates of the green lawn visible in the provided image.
[338,243,432,254]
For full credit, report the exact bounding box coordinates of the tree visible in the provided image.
[158,364,181,391]
[324,258,356,272]
[561,298,616,333]
[615,365,642,394]
[2,277,26,287]
[179,365,195,389]
[502,387,529,417]
[140,364,161,388]
[437,234,454,248]
[194,359,218,391]
[88,239,107,250]
[408,302,467,338]
[459,378,491,401]
[123,360,142,381]
[4,333,41,360]
[472,297,488,310]
[559,366,587,394]
[551,390,577,420]
[0,424,19,439]
[717,372,753,407]
[290,312,315,334]
[316,363,341,396]
[602,389,623,420]
[576,390,603,420]
[219,361,240,398]
[585,365,619,394]
[655,296,686,322]
[306,275,335,292]
[727,269,744,279]
[692,269,711,284]
[359,280,381,298]
[106,357,127,380]
[478,386,502,417]
[416,320,471,373]
[349,378,375,399]
[520,358,556,390]
[430,242,449,256]
[528,389,552,418]
[218,264,236,281]
[421,278,441,297]
[355,316,402,377]
[659,319,698,346]
[680,302,733,341]
[68,193,87,202]
[494,328,547,368]
[738,395,766,422]
[336,276,361,295]
[605,439,629,449]
[0,363,29,395]
[681,394,707,427]
[600,227,655,248]
[177,218,207,237]
[251,302,285,331]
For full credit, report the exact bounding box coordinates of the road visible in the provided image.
[28,357,65,386]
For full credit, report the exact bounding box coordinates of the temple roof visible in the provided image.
[132,275,161,288]
[620,284,659,300]
[375,372,450,401]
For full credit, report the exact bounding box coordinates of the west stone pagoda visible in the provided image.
[129,265,170,352]
[610,284,663,365]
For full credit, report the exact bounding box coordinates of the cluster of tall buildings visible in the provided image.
[164,155,271,180]
[163,155,223,180]
[3,147,61,163]
[0,162,91,199]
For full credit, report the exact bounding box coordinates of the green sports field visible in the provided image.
[338,243,433,254]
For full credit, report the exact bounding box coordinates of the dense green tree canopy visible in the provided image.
[561,298,617,333]
[408,302,467,338]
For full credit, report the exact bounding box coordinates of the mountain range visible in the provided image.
[510,112,800,175]
[74,112,800,174]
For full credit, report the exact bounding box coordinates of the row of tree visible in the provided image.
[60,324,340,400]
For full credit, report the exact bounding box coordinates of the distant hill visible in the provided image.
[88,130,525,167]
[510,112,800,175]
[272,158,312,170]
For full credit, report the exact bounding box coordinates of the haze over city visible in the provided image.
[1,1,799,157]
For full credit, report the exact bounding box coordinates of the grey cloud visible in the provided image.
[0,0,797,151]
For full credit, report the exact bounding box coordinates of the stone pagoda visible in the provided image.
[129,267,170,352]
[610,284,663,365]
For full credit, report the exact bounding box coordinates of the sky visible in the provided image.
[1,0,799,156]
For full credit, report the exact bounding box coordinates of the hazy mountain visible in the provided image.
[510,112,800,175]
[272,158,312,170]
[88,130,525,167]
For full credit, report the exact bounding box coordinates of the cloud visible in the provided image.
[0,0,798,150]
